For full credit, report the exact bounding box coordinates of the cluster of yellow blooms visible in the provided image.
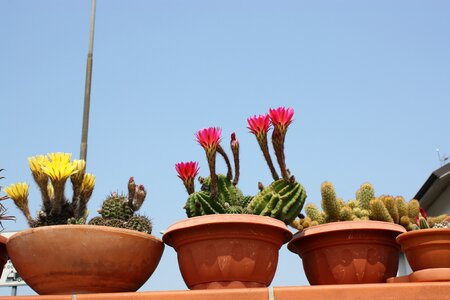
[4,152,96,226]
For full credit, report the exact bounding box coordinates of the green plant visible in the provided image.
[5,153,95,227]
[415,208,449,230]
[88,177,153,234]
[291,181,447,232]
[176,107,307,226]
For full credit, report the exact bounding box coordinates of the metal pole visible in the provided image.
[11,286,17,296]
[80,0,97,161]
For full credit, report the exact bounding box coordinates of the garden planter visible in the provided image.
[0,235,7,277]
[288,221,406,285]
[6,225,164,295]
[162,214,292,290]
[393,228,450,282]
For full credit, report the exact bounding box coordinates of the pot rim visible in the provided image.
[7,224,163,244]
[288,220,406,254]
[396,227,450,244]
[163,214,293,246]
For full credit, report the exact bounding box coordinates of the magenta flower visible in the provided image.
[269,107,294,134]
[196,127,222,153]
[175,161,199,195]
[247,114,271,138]
[176,161,200,183]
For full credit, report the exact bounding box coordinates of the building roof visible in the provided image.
[415,162,450,209]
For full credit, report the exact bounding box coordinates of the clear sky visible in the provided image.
[1,0,449,296]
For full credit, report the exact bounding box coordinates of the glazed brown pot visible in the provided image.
[396,228,450,271]
[6,225,164,295]
[288,221,406,285]
[0,235,7,277]
[162,214,292,290]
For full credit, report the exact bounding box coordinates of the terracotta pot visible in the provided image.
[6,225,164,295]
[162,214,292,289]
[0,235,7,277]
[288,221,406,285]
[396,228,450,271]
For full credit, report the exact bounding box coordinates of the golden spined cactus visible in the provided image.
[356,182,375,210]
[383,196,399,224]
[427,214,448,227]
[7,153,95,227]
[305,203,325,224]
[407,199,420,220]
[339,205,353,221]
[395,196,408,219]
[369,198,394,223]
[321,182,340,223]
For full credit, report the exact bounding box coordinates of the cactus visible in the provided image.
[100,194,134,221]
[88,216,106,226]
[5,153,95,227]
[248,179,307,224]
[356,183,374,210]
[298,181,441,232]
[305,203,325,224]
[88,177,153,234]
[184,175,251,217]
[177,107,308,226]
[369,198,394,222]
[125,215,152,233]
[320,182,340,223]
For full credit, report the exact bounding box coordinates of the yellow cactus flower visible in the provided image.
[47,152,72,165]
[27,155,49,176]
[72,160,86,174]
[81,173,96,192]
[4,182,29,208]
[41,153,78,183]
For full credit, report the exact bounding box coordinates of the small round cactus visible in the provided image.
[100,193,133,221]
[125,215,152,233]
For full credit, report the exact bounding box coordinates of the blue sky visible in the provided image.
[1,0,449,295]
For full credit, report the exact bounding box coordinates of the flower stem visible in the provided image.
[217,145,233,181]
[206,151,218,199]
[272,128,289,181]
[258,135,279,181]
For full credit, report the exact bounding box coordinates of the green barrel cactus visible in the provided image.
[125,215,152,233]
[248,179,307,224]
[100,194,134,221]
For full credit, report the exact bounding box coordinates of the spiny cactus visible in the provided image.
[100,194,134,221]
[177,107,307,227]
[301,181,436,231]
[248,179,307,224]
[184,175,252,217]
[125,215,152,233]
[4,153,95,227]
[88,177,153,234]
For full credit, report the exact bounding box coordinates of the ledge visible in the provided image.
[1,282,450,300]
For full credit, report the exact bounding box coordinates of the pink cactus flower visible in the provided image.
[195,127,222,153]
[268,107,294,133]
[175,161,200,182]
[247,114,271,138]
[419,208,428,219]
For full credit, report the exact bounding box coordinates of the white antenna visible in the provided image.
[436,149,449,167]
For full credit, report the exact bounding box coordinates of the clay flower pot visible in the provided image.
[288,221,406,285]
[395,228,450,282]
[6,225,164,295]
[0,235,7,277]
[162,214,292,289]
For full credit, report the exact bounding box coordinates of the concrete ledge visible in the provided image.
[1,282,450,300]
